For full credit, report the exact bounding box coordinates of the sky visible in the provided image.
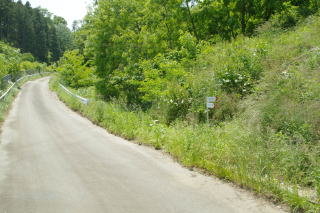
[22,0,91,28]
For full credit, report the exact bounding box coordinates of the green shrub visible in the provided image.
[275,3,300,28]
[56,50,96,88]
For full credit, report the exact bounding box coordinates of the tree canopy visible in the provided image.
[0,0,74,62]
[74,0,318,107]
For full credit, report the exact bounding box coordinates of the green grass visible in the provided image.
[50,14,320,213]
[51,75,319,212]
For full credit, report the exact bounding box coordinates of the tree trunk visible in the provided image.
[186,0,199,41]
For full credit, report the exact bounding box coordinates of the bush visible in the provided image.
[56,50,95,88]
[0,41,45,81]
[268,3,300,30]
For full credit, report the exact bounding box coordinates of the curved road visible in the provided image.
[0,78,285,213]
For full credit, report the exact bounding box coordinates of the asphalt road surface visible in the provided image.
[0,78,286,213]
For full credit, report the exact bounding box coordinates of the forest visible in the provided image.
[0,0,73,62]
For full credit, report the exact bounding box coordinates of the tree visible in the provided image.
[56,50,95,88]
[53,15,67,25]
[0,0,73,62]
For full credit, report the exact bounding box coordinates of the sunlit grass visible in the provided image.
[50,14,320,212]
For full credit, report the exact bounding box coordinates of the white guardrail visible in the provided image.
[0,73,42,101]
[59,83,90,105]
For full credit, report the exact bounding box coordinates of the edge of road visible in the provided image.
[48,76,289,213]
[0,74,52,129]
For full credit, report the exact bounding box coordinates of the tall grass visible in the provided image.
[50,13,320,213]
[51,75,319,212]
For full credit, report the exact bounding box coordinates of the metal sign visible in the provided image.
[207,96,217,103]
[206,103,214,109]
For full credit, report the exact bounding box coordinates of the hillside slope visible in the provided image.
[52,14,320,212]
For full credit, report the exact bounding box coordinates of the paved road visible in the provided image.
[0,78,285,213]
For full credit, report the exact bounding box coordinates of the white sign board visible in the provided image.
[207,97,217,103]
[206,103,215,109]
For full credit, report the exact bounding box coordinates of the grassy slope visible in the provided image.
[50,15,320,212]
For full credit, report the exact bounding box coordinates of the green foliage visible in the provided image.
[81,0,319,123]
[0,41,46,80]
[51,73,320,211]
[179,31,198,59]
[0,42,19,78]
[269,3,300,29]
[19,61,44,72]
[0,0,74,62]
[256,25,320,145]
[50,0,320,210]
[214,40,265,95]
[56,50,95,88]
[55,23,74,53]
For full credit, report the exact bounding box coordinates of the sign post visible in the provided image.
[206,96,217,123]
